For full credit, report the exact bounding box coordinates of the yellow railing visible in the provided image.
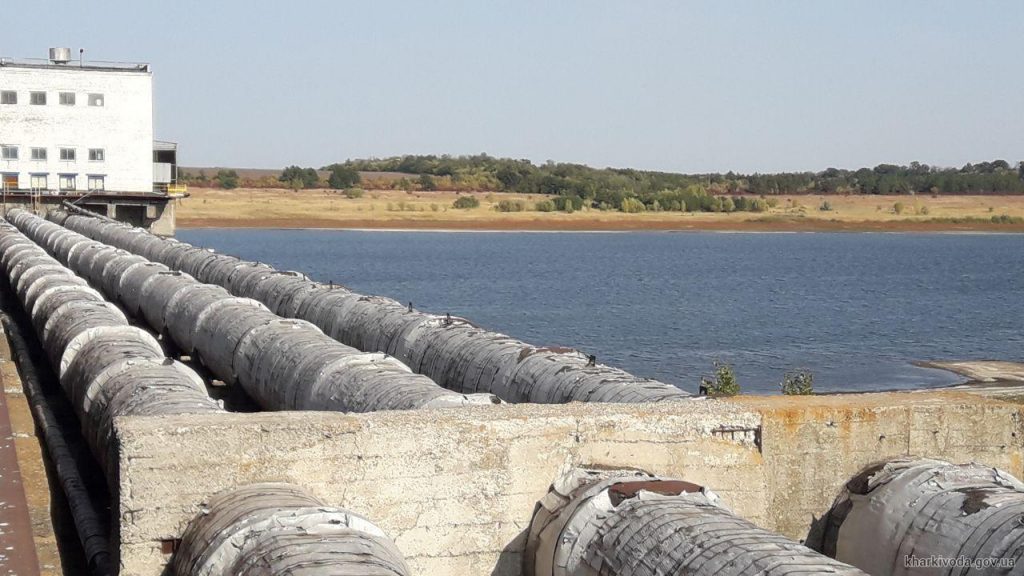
[166,183,188,195]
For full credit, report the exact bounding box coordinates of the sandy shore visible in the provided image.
[918,361,1024,383]
[176,188,1024,233]
[918,361,1024,403]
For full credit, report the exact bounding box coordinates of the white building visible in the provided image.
[0,48,162,195]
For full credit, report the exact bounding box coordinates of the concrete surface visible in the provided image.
[0,323,69,575]
[0,357,41,575]
[115,390,1023,576]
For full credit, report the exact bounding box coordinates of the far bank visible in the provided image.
[176,187,1024,233]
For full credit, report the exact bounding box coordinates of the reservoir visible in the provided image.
[178,229,1024,394]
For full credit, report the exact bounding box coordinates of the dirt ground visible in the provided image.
[176,188,1024,232]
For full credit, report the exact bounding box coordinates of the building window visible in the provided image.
[0,91,15,105]
[87,175,105,191]
[30,92,46,105]
[59,148,76,161]
[31,148,47,161]
[30,174,47,190]
[88,93,104,107]
[59,174,76,191]
[1,146,18,160]
[59,92,76,106]
[88,148,105,162]
[1,174,17,190]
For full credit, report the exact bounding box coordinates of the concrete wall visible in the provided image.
[115,391,1023,576]
[0,200,175,236]
[0,65,153,193]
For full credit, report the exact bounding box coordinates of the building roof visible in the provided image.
[0,57,150,73]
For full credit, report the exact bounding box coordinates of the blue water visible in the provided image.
[178,229,1024,394]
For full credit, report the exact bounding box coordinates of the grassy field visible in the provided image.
[176,187,1024,232]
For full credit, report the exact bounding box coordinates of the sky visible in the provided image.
[2,1,1022,173]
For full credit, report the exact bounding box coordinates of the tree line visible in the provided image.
[181,155,1024,213]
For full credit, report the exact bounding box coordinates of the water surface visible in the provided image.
[179,229,1024,394]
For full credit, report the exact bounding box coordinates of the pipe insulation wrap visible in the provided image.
[0,215,222,488]
[47,209,692,404]
[525,468,867,576]
[171,483,411,576]
[808,457,1024,575]
[15,210,495,412]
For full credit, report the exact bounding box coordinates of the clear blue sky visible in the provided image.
[4,1,1022,173]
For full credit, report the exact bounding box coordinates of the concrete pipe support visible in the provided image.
[49,210,693,404]
[172,483,411,576]
[525,468,866,576]
[807,457,1024,575]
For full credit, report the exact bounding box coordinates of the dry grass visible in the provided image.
[177,187,1024,232]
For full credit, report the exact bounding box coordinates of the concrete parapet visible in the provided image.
[114,390,1022,576]
[727,392,1024,540]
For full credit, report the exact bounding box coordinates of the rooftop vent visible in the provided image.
[49,47,72,64]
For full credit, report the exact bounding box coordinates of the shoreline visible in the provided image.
[916,360,1024,384]
[175,188,1024,234]
[177,217,1024,234]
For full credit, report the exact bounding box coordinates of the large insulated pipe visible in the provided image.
[171,483,411,576]
[807,457,1024,575]
[0,219,221,488]
[12,210,494,413]
[50,209,692,404]
[525,468,866,576]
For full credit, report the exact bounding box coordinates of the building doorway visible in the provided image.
[1,173,18,191]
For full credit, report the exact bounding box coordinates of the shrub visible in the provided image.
[535,200,556,212]
[452,196,480,209]
[419,174,437,191]
[620,197,646,213]
[495,199,526,212]
[917,205,929,215]
[554,196,584,212]
[893,201,905,215]
[748,198,768,212]
[430,203,439,212]
[216,169,239,190]
[780,370,814,395]
[343,188,364,199]
[992,214,1024,224]
[819,200,833,212]
[700,361,740,397]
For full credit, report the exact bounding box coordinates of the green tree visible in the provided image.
[326,165,361,189]
[280,166,320,189]
[419,174,437,191]
[216,169,239,190]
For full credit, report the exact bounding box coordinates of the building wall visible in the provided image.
[115,391,1023,576]
[0,66,153,193]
